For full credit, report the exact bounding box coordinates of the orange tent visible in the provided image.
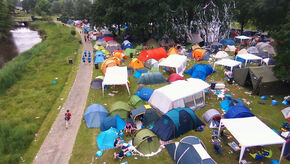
[138,47,167,62]
[101,57,120,74]
[129,58,144,69]
[113,50,127,60]
[168,47,179,56]
[192,49,206,61]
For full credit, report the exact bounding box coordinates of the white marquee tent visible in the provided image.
[102,66,130,96]
[218,117,286,163]
[214,59,242,71]
[158,55,187,75]
[149,78,210,114]
[236,54,263,66]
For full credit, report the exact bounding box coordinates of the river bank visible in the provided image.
[0,21,81,164]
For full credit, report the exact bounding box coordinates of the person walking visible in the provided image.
[64,110,71,129]
[82,55,86,64]
[84,51,87,57]
[88,56,91,64]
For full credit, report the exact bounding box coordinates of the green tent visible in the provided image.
[129,95,144,108]
[133,129,160,155]
[233,66,290,95]
[124,48,137,58]
[145,38,160,49]
[137,72,167,85]
[110,101,131,120]
[135,44,144,52]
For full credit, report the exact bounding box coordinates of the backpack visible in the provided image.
[65,113,70,120]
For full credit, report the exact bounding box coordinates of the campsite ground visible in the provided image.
[70,51,288,164]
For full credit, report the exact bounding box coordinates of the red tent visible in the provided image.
[102,37,114,42]
[168,73,185,83]
[138,47,167,62]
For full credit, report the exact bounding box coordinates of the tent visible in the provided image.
[124,48,136,58]
[281,107,290,120]
[97,127,119,150]
[166,136,216,164]
[101,49,111,56]
[214,59,242,71]
[233,66,290,95]
[94,45,105,51]
[238,48,248,55]
[138,47,167,62]
[235,35,251,42]
[158,55,187,75]
[102,37,114,42]
[247,46,259,54]
[106,40,121,53]
[192,49,206,61]
[130,105,160,127]
[90,77,103,90]
[129,58,144,69]
[135,87,154,101]
[129,95,144,108]
[202,109,221,129]
[224,106,254,118]
[100,115,126,131]
[133,69,148,79]
[101,57,120,74]
[113,50,126,60]
[210,42,223,51]
[256,42,276,54]
[220,98,244,112]
[185,64,215,81]
[145,38,160,49]
[218,117,286,163]
[168,73,185,83]
[225,45,236,52]
[214,51,229,59]
[94,51,105,64]
[283,139,290,160]
[109,101,131,120]
[137,72,166,85]
[84,104,109,128]
[220,39,235,46]
[102,66,130,96]
[144,59,158,69]
[133,129,160,155]
[122,40,134,49]
[95,39,106,47]
[235,54,262,66]
[152,107,205,141]
[192,44,201,51]
[168,47,179,56]
[149,79,210,114]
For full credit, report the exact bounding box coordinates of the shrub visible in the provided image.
[71,29,76,36]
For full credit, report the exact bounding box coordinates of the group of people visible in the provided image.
[82,51,92,64]
[113,137,132,160]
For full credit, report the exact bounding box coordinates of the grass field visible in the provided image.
[70,51,288,164]
[0,21,81,164]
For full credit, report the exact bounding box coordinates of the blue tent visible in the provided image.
[100,115,126,132]
[224,106,254,118]
[97,127,119,150]
[220,98,244,112]
[185,64,215,81]
[121,40,134,49]
[133,69,148,79]
[84,104,109,128]
[220,39,235,46]
[94,51,105,64]
[135,87,154,101]
[152,107,204,141]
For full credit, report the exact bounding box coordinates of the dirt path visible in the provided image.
[34,27,93,164]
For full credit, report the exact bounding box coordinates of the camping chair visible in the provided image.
[249,152,263,161]
[260,149,272,158]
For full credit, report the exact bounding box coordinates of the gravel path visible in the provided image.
[34,27,93,164]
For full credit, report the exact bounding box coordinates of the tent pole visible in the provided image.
[239,146,246,163]
[102,84,104,97]
[218,119,223,137]
[279,142,286,163]
[126,83,130,95]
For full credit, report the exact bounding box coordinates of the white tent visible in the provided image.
[218,117,286,163]
[102,66,130,96]
[235,35,251,40]
[281,107,290,119]
[225,45,236,52]
[256,42,276,54]
[214,51,229,59]
[236,54,263,66]
[158,55,187,75]
[149,78,210,114]
[214,59,242,71]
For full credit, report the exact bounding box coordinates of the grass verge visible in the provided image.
[0,21,81,164]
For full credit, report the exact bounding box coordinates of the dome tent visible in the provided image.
[133,129,160,155]
[124,48,136,58]
[168,73,185,83]
[129,105,160,127]
[202,109,221,129]
[110,101,131,120]
[90,77,103,90]
[135,87,154,101]
[94,50,105,64]
[185,64,215,81]
[101,57,120,74]
[129,95,145,108]
[100,115,126,131]
[84,104,109,128]
[224,106,254,118]
[97,127,119,150]
[106,40,121,53]
[129,58,144,70]
[144,59,158,69]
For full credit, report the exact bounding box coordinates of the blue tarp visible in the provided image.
[135,87,154,101]
[224,106,254,118]
[220,39,235,46]
[220,98,244,112]
[94,51,105,64]
[97,127,119,150]
[100,115,126,132]
[133,69,148,79]
[185,64,215,81]
[84,104,109,128]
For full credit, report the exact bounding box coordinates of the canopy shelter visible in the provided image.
[235,35,251,42]
[149,78,210,114]
[158,55,187,75]
[236,54,262,66]
[218,117,286,164]
[214,59,242,71]
[102,66,130,96]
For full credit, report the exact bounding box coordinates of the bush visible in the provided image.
[71,30,76,36]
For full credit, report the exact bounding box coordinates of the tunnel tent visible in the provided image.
[137,72,167,85]
[144,59,158,69]
[133,69,148,79]
[84,104,109,128]
[224,106,254,119]
[202,109,221,129]
[109,101,131,120]
[130,105,160,128]
[133,129,160,155]
[138,47,167,62]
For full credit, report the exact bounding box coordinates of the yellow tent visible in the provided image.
[101,57,121,74]
[129,58,144,69]
[168,47,179,56]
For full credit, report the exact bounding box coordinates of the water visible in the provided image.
[10,27,42,53]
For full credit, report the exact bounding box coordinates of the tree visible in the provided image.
[50,0,62,15]
[234,0,253,33]
[74,0,92,19]
[22,0,36,12]
[62,0,74,19]
[0,0,12,40]
[35,0,51,16]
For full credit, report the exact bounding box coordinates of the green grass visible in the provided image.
[70,54,287,164]
[0,21,81,164]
